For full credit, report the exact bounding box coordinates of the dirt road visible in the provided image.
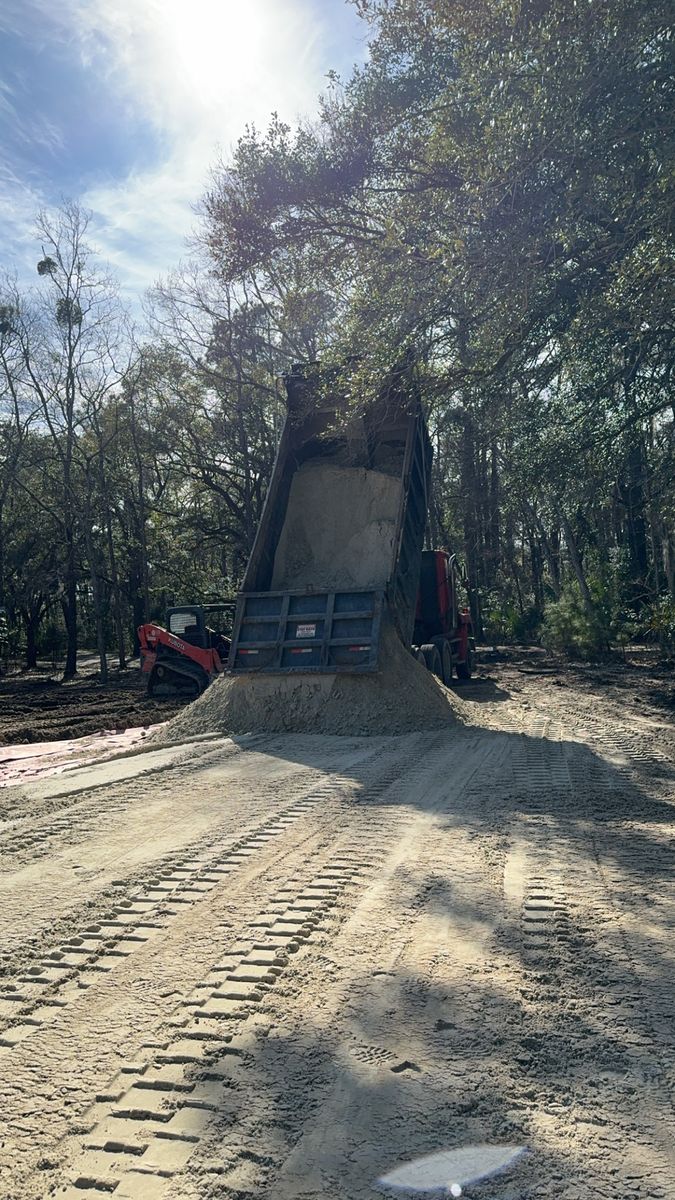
[0,658,673,1199]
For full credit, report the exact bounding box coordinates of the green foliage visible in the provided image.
[480,595,512,645]
[196,0,674,650]
[0,304,16,335]
[641,596,675,655]
[481,598,543,645]
[512,606,544,644]
[541,587,610,660]
[54,297,82,327]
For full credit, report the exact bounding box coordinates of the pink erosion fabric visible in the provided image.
[0,724,163,787]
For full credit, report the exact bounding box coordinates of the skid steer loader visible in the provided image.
[138,603,233,696]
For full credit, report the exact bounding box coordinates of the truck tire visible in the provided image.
[420,643,443,679]
[456,646,474,680]
[431,636,453,685]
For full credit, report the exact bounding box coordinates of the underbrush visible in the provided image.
[541,588,610,659]
[641,595,675,657]
[541,589,675,660]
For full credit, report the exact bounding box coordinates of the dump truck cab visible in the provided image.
[413,550,475,683]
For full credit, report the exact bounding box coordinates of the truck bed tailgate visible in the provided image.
[228,590,384,673]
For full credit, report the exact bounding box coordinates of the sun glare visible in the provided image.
[80,0,318,140]
[156,0,269,107]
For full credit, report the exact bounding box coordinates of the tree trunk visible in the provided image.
[478,440,489,589]
[62,528,78,679]
[460,407,483,637]
[93,431,128,671]
[235,368,258,552]
[509,553,525,615]
[489,440,500,574]
[83,521,108,684]
[129,560,146,656]
[0,501,4,607]
[25,611,40,670]
[529,532,544,612]
[622,440,649,585]
[663,526,675,599]
[104,508,126,670]
[520,499,561,600]
[128,388,151,627]
[550,525,562,591]
[555,503,596,621]
[647,505,661,596]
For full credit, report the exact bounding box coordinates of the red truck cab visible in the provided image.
[413,550,474,683]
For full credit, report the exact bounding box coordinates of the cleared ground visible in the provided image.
[0,660,182,746]
[0,654,673,1199]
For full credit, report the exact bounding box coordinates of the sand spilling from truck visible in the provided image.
[162,459,466,739]
[162,622,466,739]
[271,462,401,591]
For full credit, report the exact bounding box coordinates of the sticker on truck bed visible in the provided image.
[296,623,317,638]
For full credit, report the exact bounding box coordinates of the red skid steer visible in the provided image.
[138,604,233,696]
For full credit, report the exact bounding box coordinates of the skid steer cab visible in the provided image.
[139,604,234,697]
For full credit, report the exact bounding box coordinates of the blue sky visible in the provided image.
[0,0,367,303]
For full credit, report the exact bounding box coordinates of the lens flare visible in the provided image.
[377,1144,526,1193]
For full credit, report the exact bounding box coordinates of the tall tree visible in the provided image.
[0,203,130,677]
[197,0,673,647]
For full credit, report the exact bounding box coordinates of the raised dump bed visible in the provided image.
[228,363,431,675]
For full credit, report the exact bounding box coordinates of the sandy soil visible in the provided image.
[0,662,183,747]
[0,651,673,1200]
[164,622,467,739]
[271,462,401,591]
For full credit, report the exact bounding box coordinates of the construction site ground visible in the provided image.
[0,658,182,747]
[0,648,673,1199]
[0,657,181,748]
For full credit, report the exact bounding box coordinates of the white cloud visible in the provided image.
[0,0,367,302]
[83,162,204,293]
[0,164,47,287]
[74,0,326,138]
[72,0,366,299]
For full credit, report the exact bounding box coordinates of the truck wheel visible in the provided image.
[420,643,443,679]
[456,646,474,680]
[431,636,453,685]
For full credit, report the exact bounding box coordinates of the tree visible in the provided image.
[0,203,130,677]
[197,0,674,649]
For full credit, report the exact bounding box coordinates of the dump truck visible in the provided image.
[228,364,474,683]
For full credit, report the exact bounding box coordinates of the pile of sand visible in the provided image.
[161,457,467,740]
[162,623,466,740]
[271,463,401,591]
